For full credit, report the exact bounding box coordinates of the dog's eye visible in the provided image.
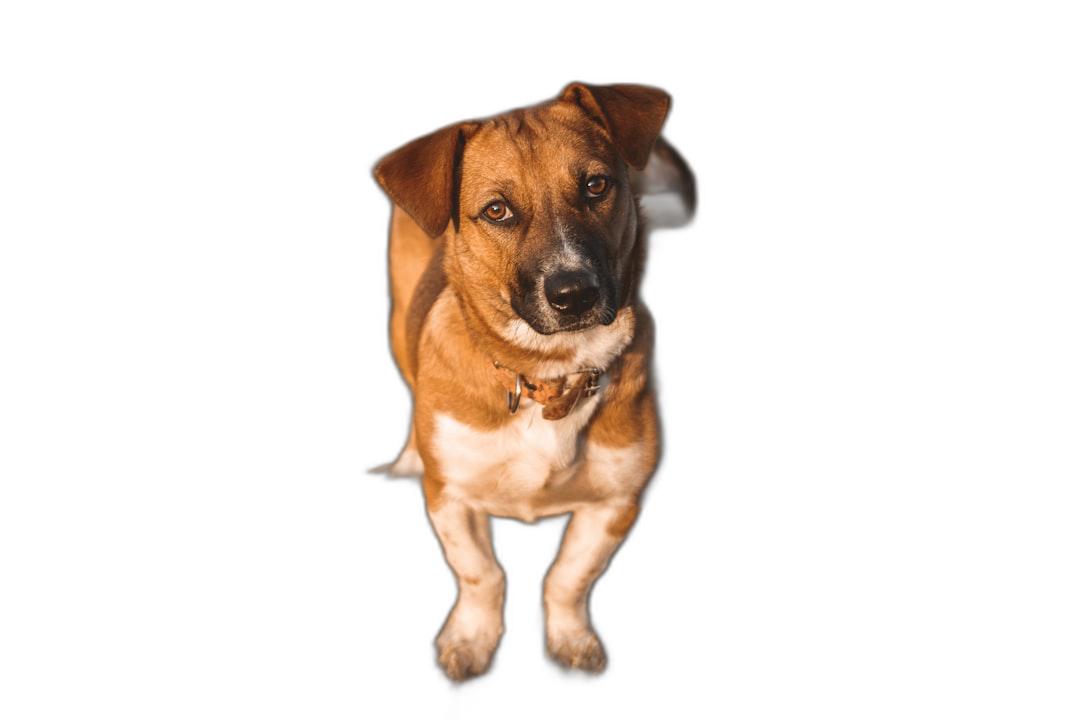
[482,201,513,222]
[585,176,609,198]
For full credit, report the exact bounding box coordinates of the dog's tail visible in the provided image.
[368,453,423,478]
[632,136,696,230]
[369,431,423,481]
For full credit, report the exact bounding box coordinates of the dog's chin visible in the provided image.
[499,309,634,375]
[519,308,617,336]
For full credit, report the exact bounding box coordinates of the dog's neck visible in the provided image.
[490,360,602,420]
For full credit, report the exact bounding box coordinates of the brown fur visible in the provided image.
[605,502,640,538]
[374,82,694,679]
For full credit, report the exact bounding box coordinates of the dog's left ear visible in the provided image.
[559,82,670,170]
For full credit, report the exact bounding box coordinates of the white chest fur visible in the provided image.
[431,397,600,521]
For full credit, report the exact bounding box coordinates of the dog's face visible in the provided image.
[376,83,670,345]
[455,102,637,336]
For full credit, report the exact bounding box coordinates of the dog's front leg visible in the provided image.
[543,500,639,672]
[426,491,505,681]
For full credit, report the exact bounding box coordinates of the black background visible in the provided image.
[183,56,911,716]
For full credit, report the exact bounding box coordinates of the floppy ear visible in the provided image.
[559,82,671,170]
[373,122,478,238]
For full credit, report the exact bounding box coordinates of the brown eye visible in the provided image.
[483,201,512,222]
[585,176,609,197]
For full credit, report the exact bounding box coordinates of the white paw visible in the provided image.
[547,628,606,672]
[435,608,502,681]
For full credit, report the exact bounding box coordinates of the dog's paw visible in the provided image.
[436,616,501,682]
[437,642,495,682]
[547,629,607,673]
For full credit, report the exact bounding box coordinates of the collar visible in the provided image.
[491,360,602,420]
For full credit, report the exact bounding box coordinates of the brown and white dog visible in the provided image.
[373,82,695,680]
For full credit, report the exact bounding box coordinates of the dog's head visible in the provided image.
[375,83,670,342]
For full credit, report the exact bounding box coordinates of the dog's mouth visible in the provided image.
[523,311,616,335]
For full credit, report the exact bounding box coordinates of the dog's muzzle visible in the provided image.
[544,270,601,317]
[513,264,617,335]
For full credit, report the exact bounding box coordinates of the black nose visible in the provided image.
[544,271,600,316]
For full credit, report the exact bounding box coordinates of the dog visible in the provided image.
[373,82,695,680]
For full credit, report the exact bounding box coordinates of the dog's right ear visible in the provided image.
[374,122,480,238]
[559,82,670,171]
